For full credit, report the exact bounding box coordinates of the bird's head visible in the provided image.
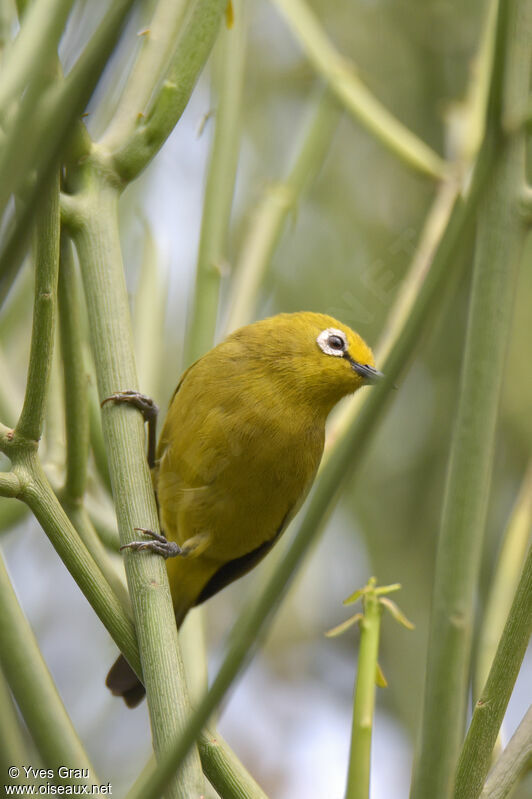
[228,312,383,415]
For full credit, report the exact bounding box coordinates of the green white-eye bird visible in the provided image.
[106,311,382,706]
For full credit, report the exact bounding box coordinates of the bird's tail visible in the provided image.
[105,603,189,708]
[106,654,146,708]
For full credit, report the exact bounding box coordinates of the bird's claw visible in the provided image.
[101,390,159,424]
[120,528,181,559]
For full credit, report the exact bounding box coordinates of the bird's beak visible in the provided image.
[351,362,384,383]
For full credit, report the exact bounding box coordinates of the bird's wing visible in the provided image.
[192,504,294,606]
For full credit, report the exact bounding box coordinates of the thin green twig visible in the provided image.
[454,547,532,799]
[185,0,246,365]
[270,0,447,180]
[479,705,532,799]
[0,550,96,778]
[225,88,340,334]
[111,0,226,182]
[15,175,60,443]
[411,2,531,794]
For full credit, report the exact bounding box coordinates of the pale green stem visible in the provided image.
[0,0,135,305]
[15,174,60,443]
[42,337,66,486]
[111,0,226,182]
[0,496,28,532]
[0,439,141,679]
[0,346,23,428]
[100,0,190,153]
[71,169,204,799]
[474,461,532,702]
[0,0,75,116]
[345,596,382,799]
[87,361,112,493]
[325,175,460,454]
[199,727,270,799]
[0,668,29,778]
[0,470,21,498]
[270,0,447,180]
[185,0,246,365]
[57,234,130,603]
[64,502,131,614]
[411,1,531,794]
[479,705,532,799]
[0,550,95,779]
[453,546,532,799]
[225,89,340,334]
[133,224,168,399]
[57,234,89,503]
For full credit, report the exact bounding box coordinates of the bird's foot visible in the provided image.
[101,390,159,468]
[121,528,181,559]
[101,390,159,424]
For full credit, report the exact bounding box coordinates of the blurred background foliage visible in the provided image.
[0,0,530,797]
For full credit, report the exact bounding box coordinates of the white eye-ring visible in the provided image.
[317,327,347,357]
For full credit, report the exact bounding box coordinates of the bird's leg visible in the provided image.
[177,532,211,558]
[101,390,159,468]
[121,528,181,559]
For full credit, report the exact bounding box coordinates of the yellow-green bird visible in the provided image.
[106,311,382,706]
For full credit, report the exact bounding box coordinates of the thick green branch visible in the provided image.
[70,170,203,798]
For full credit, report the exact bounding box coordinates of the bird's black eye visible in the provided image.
[328,335,345,351]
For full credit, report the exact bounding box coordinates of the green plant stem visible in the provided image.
[111,0,226,182]
[100,0,190,153]
[87,364,112,493]
[0,0,75,116]
[454,546,532,799]
[58,234,88,502]
[345,596,382,799]
[411,3,530,795]
[15,175,60,443]
[64,502,131,613]
[225,88,340,334]
[0,496,28,532]
[0,440,142,678]
[475,461,532,701]
[125,102,492,799]
[133,224,167,399]
[326,161,460,454]
[199,727,270,799]
[0,346,24,428]
[185,0,246,365]
[57,234,130,603]
[480,705,532,799]
[0,470,22,498]
[0,550,95,778]
[0,668,28,777]
[0,0,135,306]
[270,0,447,180]
[71,170,204,799]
